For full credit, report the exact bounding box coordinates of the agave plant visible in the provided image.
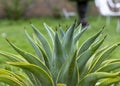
[0,22,120,86]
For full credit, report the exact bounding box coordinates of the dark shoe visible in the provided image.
[77,18,89,29]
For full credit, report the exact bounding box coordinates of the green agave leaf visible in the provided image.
[74,23,82,36]
[52,33,66,81]
[7,62,54,86]
[57,83,67,86]
[57,51,78,86]
[66,51,78,86]
[79,36,106,77]
[92,46,109,61]
[31,24,52,62]
[0,75,22,86]
[89,43,120,72]
[25,30,44,62]
[97,77,120,86]
[0,69,31,86]
[77,35,106,76]
[74,27,87,44]
[101,59,120,67]
[78,72,119,86]
[17,73,34,86]
[37,45,50,69]
[32,33,51,69]
[62,23,76,54]
[77,28,104,56]
[6,39,51,75]
[53,33,66,64]
[43,23,55,46]
[0,51,25,62]
[59,26,65,40]
[25,71,41,86]
[97,62,120,72]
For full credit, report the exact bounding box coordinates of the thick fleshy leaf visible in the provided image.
[78,72,119,86]
[0,69,33,86]
[7,62,54,86]
[37,45,50,69]
[57,83,67,86]
[0,75,22,86]
[53,33,66,64]
[25,71,41,86]
[79,36,106,77]
[101,59,120,67]
[74,28,87,44]
[43,23,55,46]
[52,33,66,81]
[57,51,78,86]
[0,51,25,62]
[97,77,120,86]
[97,62,120,72]
[59,27,65,40]
[77,28,104,56]
[6,39,50,75]
[62,23,76,54]
[25,30,44,62]
[77,36,106,76]
[74,23,82,36]
[89,43,120,72]
[31,24,52,62]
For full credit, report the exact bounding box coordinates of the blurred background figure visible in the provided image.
[76,0,89,28]
[69,0,93,28]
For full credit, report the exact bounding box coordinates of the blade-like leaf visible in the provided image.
[25,30,44,62]
[101,59,120,67]
[0,51,25,62]
[59,26,65,40]
[7,62,54,86]
[77,28,104,56]
[97,62,120,72]
[74,28,87,44]
[52,33,66,81]
[89,43,120,73]
[79,36,106,77]
[0,75,22,86]
[62,23,76,54]
[57,83,67,86]
[78,72,119,86]
[57,51,78,86]
[77,35,106,76]
[97,77,120,86]
[43,23,55,45]
[31,24,52,62]
[25,71,41,86]
[0,69,33,86]
[6,39,51,75]
[37,45,50,69]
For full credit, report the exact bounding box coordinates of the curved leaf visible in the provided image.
[7,62,54,86]
[77,28,104,56]
[57,51,78,86]
[0,51,25,62]
[62,23,76,54]
[78,72,119,86]
[97,77,120,86]
[25,30,44,62]
[6,39,51,75]
[43,23,55,46]
[0,69,33,86]
[77,36,106,76]
[97,62,120,72]
[31,24,52,62]
[89,43,120,72]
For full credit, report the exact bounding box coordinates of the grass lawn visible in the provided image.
[0,16,120,62]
